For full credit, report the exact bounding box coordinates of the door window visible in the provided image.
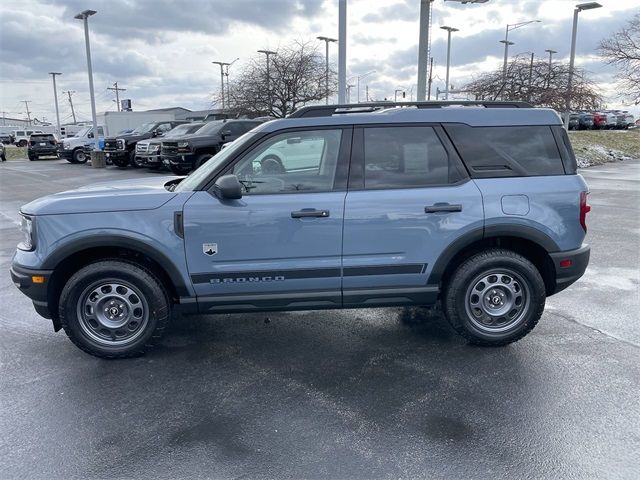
[97,126,104,136]
[156,123,172,134]
[363,126,453,189]
[232,129,342,194]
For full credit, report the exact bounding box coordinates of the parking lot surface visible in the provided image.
[1,159,638,479]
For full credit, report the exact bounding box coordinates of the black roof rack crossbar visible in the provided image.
[288,101,533,118]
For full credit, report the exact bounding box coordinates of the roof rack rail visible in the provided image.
[288,101,533,118]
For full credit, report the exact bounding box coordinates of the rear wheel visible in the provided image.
[59,260,170,358]
[443,249,545,346]
[72,148,88,164]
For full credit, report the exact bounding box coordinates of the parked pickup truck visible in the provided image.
[59,126,105,164]
[161,119,263,175]
[104,121,187,168]
[134,122,205,169]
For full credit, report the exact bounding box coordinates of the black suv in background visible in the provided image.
[27,133,58,161]
[162,119,263,174]
[104,120,187,168]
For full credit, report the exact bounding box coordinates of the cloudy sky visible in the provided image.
[1,0,639,124]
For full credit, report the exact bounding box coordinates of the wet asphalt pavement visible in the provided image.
[0,158,638,479]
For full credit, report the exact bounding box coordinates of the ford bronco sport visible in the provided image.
[10,101,590,358]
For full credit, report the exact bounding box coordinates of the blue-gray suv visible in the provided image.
[10,101,591,358]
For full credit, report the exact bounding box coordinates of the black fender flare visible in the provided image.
[427,225,560,285]
[41,234,192,297]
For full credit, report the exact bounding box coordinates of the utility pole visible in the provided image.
[346,84,355,104]
[257,50,277,114]
[107,82,126,111]
[528,52,535,102]
[22,100,32,126]
[74,9,98,151]
[427,57,434,100]
[317,36,337,104]
[48,72,62,137]
[338,0,347,103]
[365,85,369,102]
[545,49,557,88]
[417,0,434,101]
[64,91,77,124]
[212,61,229,109]
[441,26,459,100]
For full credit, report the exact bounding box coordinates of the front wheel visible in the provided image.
[59,260,170,358]
[443,249,545,346]
[72,148,88,164]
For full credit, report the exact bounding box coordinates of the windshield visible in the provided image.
[165,123,200,138]
[194,120,224,136]
[74,127,91,138]
[131,122,156,135]
[175,132,257,192]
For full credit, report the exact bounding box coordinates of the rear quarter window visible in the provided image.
[444,124,565,177]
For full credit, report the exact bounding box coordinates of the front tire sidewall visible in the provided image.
[445,251,545,345]
[73,149,88,164]
[59,261,169,358]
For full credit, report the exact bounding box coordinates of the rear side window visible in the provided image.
[444,125,565,177]
[363,126,458,189]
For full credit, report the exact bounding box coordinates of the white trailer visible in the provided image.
[98,111,175,137]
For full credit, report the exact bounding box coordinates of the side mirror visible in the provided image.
[220,130,232,140]
[87,132,94,138]
[213,174,242,200]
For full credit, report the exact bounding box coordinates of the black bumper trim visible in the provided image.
[549,244,590,295]
[10,264,53,319]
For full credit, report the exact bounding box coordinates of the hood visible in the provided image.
[167,132,220,142]
[22,176,179,216]
[107,133,150,143]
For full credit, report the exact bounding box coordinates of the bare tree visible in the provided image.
[599,13,640,105]
[225,42,336,118]
[463,54,603,111]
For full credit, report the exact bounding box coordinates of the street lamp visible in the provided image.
[223,58,239,109]
[501,20,541,89]
[545,49,557,87]
[440,26,459,100]
[212,61,230,110]
[48,72,62,138]
[257,50,277,114]
[356,70,375,103]
[564,2,602,130]
[317,36,337,105]
[74,9,98,151]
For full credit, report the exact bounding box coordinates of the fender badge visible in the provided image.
[203,243,218,256]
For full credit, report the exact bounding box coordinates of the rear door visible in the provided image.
[342,124,484,306]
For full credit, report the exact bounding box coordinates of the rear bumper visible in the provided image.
[10,263,53,319]
[549,243,590,295]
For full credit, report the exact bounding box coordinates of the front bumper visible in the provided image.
[163,153,196,167]
[10,262,53,319]
[136,153,163,166]
[104,150,127,161]
[549,243,590,295]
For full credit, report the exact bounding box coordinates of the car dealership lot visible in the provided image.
[1,159,638,478]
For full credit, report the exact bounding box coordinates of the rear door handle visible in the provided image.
[291,209,330,218]
[425,203,463,213]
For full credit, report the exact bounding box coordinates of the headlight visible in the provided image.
[116,139,126,150]
[63,142,70,149]
[19,214,34,251]
[177,141,189,148]
[149,144,160,152]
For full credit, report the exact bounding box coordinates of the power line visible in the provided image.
[107,82,126,111]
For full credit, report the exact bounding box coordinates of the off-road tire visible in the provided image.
[443,249,545,346]
[59,259,170,359]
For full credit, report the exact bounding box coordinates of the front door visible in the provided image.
[183,127,351,313]
[342,125,484,306]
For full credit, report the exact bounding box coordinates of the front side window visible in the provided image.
[232,129,342,195]
[363,126,452,189]
[97,127,104,136]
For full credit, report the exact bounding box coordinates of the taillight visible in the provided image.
[580,191,591,232]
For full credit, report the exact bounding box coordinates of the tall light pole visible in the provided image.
[501,20,541,89]
[257,50,277,114]
[212,61,229,110]
[417,0,435,101]
[356,70,375,103]
[317,36,337,104]
[48,72,62,138]
[565,2,602,130]
[440,26,458,100]
[545,49,557,87]
[75,10,98,150]
[224,58,239,109]
[338,0,347,103]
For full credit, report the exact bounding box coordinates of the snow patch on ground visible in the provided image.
[576,145,636,168]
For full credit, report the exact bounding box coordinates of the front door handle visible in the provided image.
[291,209,330,218]
[425,203,463,213]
